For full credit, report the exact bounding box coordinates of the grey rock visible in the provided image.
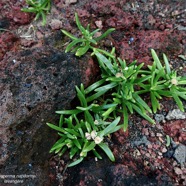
[171,138,179,149]
[177,25,186,31]
[132,136,151,147]
[155,114,165,123]
[173,144,186,165]
[166,109,186,120]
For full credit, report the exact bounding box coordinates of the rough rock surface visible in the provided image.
[0,41,98,185]
[173,144,186,165]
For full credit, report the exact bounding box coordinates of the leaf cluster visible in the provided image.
[21,0,51,26]
[137,49,186,113]
[62,13,115,57]
[89,49,155,131]
[88,49,186,131]
[47,84,122,167]
[47,13,186,167]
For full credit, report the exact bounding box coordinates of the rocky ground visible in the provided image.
[0,0,186,186]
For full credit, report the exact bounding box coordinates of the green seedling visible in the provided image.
[89,50,155,131]
[138,49,186,112]
[47,84,122,167]
[21,0,51,26]
[61,13,115,57]
[166,135,171,147]
[47,13,186,167]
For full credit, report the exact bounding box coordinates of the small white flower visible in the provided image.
[124,67,128,70]
[66,143,72,148]
[171,78,178,85]
[94,136,103,144]
[115,72,123,78]
[80,151,86,157]
[91,130,97,139]
[85,132,91,140]
[94,120,99,125]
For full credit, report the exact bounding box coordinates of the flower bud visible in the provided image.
[94,120,99,125]
[171,78,178,85]
[115,72,123,78]
[94,136,103,144]
[91,130,97,139]
[85,132,91,140]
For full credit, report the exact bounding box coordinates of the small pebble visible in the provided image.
[59,167,63,172]
[147,144,152,149]
[173,161,178,166]
[140,150,145,155]
[156,133,163,137]
[144,160,149,166]
[65,0,77,4]
[142,128,149,136]
[174,167,183,175]
[153,144,160,149]
[156,123,163,129]
[150,132,155,137]
[154,162,159,167]
[95,20,103,29]
[50,19,62,30]
[146,153,151,158]
[133,149,141,156]
[158,137,164,143]
[162,147,167,153]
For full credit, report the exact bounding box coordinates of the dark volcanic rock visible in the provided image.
[64,158,172,186]
[0,46,97,185]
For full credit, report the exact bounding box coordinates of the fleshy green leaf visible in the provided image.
[85,79,105,94]
[70,146,79,159]
[95,82,117,92]
[131,104,155,124]
[68,157,84,167]
[92,149,102,159]
[82,141,96,153]
[150,91,160,113]
[65,39,85,52]
[76,85,87,107]
[95,52,116,75]
[166,135,171,147]
[95,28,115,42]
[98,143,115,162]
[99,117,120,137]
[123,104,128,132]
[75,44,90,56]
[151,49,163,70]
[133,93,152,113]
[163,53,171,74]
[61,30,78,40]
[47,123,66,133]
[172,92,184,112]
[86,89,108,102]
[102,106,116,119]
[56,109,81,115]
